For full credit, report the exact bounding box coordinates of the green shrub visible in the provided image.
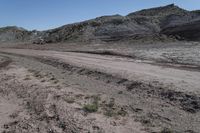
[83,96,99,113]
[160,128,173,133]
[83,104,98,113]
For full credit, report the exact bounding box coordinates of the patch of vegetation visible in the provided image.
[104,109,114,117]
[83,96,99,113]
[107,98,115,108]
[117,108,127,117]
[160,128,173,133]
[104,98,117,117]
[103,98,127,117]
[126,81,142,91]
[84,104,98,113]
[104,107,127,117]
[58,121,66,130]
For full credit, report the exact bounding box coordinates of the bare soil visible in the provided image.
[0,47,200,133]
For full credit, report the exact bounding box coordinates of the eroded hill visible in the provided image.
[1,4,200,44]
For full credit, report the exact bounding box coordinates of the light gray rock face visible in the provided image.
[0,26,45,43]
[0,4,200,44]
[0,26,30,43]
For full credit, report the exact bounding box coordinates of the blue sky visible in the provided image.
[0,0,199,30]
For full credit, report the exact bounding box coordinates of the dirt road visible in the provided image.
[0,48,200,133]
[1,48,200,94]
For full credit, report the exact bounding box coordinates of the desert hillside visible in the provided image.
[1,4,200,44]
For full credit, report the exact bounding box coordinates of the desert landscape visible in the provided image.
[0,4,200,133]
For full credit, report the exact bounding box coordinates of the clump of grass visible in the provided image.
[117,108,127,117]
[160,128,173,133]
[104,98,116,117]
[58,121,66,130]
[104,109,115,117]
[104,98,127,117]
[108,98,115,108]
[83,96,99,113]
[84,104,98,113]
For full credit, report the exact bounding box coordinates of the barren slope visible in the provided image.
[1,4,200,44]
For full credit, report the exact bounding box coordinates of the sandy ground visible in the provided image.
[0,48,200,133]
[2,41,200,66]
[1,48,200,94]
[0,97,21,133]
